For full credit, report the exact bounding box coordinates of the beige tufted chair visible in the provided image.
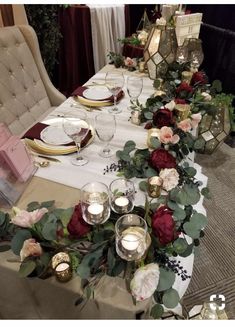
[0,25,66,136]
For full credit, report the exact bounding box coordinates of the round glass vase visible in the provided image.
[80,181,110,225]
[115,214,148,261]
[109,178,135,214]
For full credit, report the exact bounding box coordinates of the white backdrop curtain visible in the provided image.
[87,4,125,72]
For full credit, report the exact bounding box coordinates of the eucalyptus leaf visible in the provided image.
[184,167,197,177]
[183,221,201,239]
[162,288,180,308]
[119,152,131,162]
[191,212,208,229]
[176,184,200,206]
[40,200,55,208]
[201,187,211,199]
[42,220,57,241]
[157,267,175,292]
[144,112,153,120]
[27,201,40,212]
[11,229,32,255]
[173,207,186,221]
[173,238,188,254]
[59,208,73,227]
[167,201,179,210]
[0,212,6,225]
[194,138,206,150]
[107,247,116,273]
[139,181,148,192]
[76,264,91,279]
[180,243,194,257]
[111,258,126,277]
[145,167,157,178]
[150,303,164,319]
[19,260,36,278]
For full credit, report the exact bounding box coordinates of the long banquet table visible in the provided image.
[0,65,207,319]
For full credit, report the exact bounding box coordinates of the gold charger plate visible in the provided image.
[25,127,95,155]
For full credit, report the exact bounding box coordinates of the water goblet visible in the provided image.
[95,113,116,158]
[80,181,110,225]
[105,70,124,114]
[63,111,90,166]
[126,75,143,111]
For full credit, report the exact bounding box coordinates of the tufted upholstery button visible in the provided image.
[12,93,16,98]
[16,42,19,47]
[9,69,12,74]
[20,64,24,69]
[24,86,27,91]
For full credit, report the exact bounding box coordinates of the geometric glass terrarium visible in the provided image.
[197,106,231,154]
[144,24,178,80]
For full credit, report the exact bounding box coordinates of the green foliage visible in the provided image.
[157,267,175,292]
[162,288,180,308]
[107,51,125,68]
[150,303,164,319]
[25,5,62,78]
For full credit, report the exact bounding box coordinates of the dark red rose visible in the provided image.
[153,108,173,128]
[176,82,193,95]
[67,204,91,238]
[175,98,186,105]
[144,122,153,129]
[152,205,177,245]
[150,148,176,171]
[191,71,207,86]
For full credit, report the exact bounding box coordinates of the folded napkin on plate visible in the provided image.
[71,86,124,102]
[22,122,92,148]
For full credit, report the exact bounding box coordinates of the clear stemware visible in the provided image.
[63,112,90,166]
[95,112,116,157]
[105,70,124,114]
[126,75,143,110]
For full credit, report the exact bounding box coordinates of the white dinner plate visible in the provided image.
[40,125,72,145]
[83,86,112,101]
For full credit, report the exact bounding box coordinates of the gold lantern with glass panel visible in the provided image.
[197,106,231,154]
[144,24,178,80]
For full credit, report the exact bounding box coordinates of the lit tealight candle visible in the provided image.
[121,233,139,251]
[114,196,129,211]
[55,263,69,272]
[87,203,104,223]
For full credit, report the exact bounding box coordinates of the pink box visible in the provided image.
[0,136,35,182]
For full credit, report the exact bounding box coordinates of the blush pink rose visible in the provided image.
[177,118,192,132]
[11,207,48,228]
[124,57,137,68]
[191,113,202,128]
[159,126,180,144]
[20,238,43,261]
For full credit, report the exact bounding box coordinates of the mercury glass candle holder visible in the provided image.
[115,214,147,261]
[80,182,110,225]
[109,178,135,214]
[147,176,162,198]
[131,110,141,125]
[51,252,72,282]
[181,71,193,84]
[175,104,191,121]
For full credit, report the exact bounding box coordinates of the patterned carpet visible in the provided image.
[183,142,235,318]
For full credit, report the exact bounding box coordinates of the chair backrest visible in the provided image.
[0,25,56,135]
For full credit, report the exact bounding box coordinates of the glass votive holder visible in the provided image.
[109,178,135,214]
[80,181,110,225]
[51,252,72,282]
[115,214,147,261]
[147,176,162,198]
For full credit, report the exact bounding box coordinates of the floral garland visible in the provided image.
[0,62,218,320]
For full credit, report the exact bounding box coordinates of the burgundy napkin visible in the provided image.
[71,86,124,102]
[22,122,92,148]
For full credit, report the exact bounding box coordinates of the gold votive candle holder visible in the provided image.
[147,176,162,198]
[51,252,72,283]
[175,104,191,121]
[181,71,193,84]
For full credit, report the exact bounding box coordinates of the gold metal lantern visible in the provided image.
[144,24,178,80]
[197,105,231,154]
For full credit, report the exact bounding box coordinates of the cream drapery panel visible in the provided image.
[87,4,125,73]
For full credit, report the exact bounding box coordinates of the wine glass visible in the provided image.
[95,113,116,157]
[105,70,124,114]
[63,111,90,166]
[126,76,143,111]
